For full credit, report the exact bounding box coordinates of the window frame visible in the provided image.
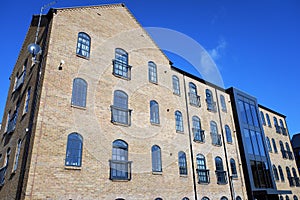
[71,78,88,108]
[150,100,160,125]
[178,151,188,175]
[76,32,91,59]
[175,110,184,132]
[113,48,131,80]
[65,132,83,167]
[151,145,162,173]
[148,61,157,84]
[172,75,180,95]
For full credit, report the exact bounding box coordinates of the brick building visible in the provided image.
[0,4,299,200]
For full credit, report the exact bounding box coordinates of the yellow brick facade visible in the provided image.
[0,3,297,200]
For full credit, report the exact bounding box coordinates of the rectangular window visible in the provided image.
[243,128,253,154]
[12,140,22,173]
[238,100,247,123]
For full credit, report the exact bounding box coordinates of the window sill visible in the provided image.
[64,166,82,170]
[173,92,181,96]
[71,105,86,110]
[112,73,130,81]
[110,179,130,182]
[180,174,188,178]
[198,182,210,185]
[150,122,160,126]
[111,121,130,127]
[152,171,163,175]
[149,81,158,85]
[76,54,90,60]
[176,130,184,134]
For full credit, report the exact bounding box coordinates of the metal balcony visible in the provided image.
[193,128,205,143]
[216,170,227,184]
[188,93,201,107]
[109,160,132,181]
[197,169,210,184]
[111,105,132,126]
[112,59,132,80]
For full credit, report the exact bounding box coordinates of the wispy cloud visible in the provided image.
[209,38,227,60]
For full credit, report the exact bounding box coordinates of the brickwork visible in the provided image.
[259,106,300,199]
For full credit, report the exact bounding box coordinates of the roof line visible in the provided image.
[258,104,286,118]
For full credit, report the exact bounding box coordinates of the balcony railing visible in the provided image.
[288,177,295,187]
[112,59,132,80]
[281,150,288,159]
[206,100,217,112]
[287,151,294,160]
[0,166,7,187]
[110,106,132,126]
[275,125,281,134]
[295,177,300,187]
[14,71,25,91]
[211,133,222,146]
[188,93,201,107]
[281,127,287,135]
[216,170,227,184]
[197,169,210,184]
[7,112,17,133]
[193,128,205,142]
[109,160,132,181]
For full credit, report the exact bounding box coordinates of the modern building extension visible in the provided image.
[0,3,299,200]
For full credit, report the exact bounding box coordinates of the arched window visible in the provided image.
[286,142,293,160]
[210,121,221,146]
[76,32,90,58]
[201,197,210,200]
[110,140,131,180]
[71,78,87,107]
[273,165,279,181]
[286,195,290,200]
[113,48,131,79]
[65,133,83,167]
[172,75,180,95]
[175,110,184,132]
[152,145,162,172]
[292,167,299,178]
[236,196,242,200]
[112,90,131,125]
[196,154,209,184]
[266,137,272,152]
[182,197,189,200]
[286,167,293,186]
[266,113,271,127]
[278,165,285,181]
[220,95,227,112]
[178,151,187,175]
[12,139,22,172]
[260,111,266,125]
[272,138,278,153]
[189,82,200,106]
[280,196,284,200]
[206,89,216,111]
[279,141,286,159]
[215,156,227,184]
[0,148,11,186]
[274,117,280,133]
[221,196,228,200]
[148,61,157,83]
[192,116,204,142]
[155,198,163,200]
[279,119,287,135]
[23,87,31,114]
[225,125,232,143]
[150,100,160,124]
[293,195,298,200]
[230,158,237,177]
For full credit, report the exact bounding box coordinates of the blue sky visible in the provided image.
[1,0,299,138]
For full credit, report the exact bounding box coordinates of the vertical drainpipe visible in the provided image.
[214,88,234,200]
[183,74,198,200]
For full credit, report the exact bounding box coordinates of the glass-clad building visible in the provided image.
[227,88,291,200]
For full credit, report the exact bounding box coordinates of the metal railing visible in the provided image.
[188,93,201,107]
[112,59,132,80]
[197,169,210,184]
[109,160,132,181]
[216,170,227,184]
[110,106,132,126]
[193,128,205,142]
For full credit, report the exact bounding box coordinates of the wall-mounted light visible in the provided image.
[58,60,65,70]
